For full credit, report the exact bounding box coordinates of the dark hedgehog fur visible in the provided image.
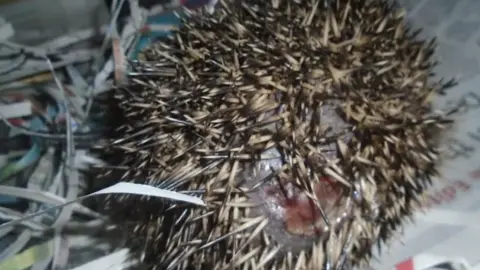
[91,0,456,269]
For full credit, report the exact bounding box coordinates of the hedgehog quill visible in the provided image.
[92,0,456,269]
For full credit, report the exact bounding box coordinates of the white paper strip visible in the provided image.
[69,248,134,270]
[0,101,32,119]
[91,182,205,204]
[0,17,14,42]
[0,182,205,231]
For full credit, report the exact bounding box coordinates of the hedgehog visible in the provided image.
[91,0,456,269]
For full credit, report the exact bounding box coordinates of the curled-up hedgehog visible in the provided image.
[92,0,456,269]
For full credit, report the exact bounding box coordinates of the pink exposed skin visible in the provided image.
[261,177,343,237]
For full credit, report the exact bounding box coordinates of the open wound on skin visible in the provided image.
[263,177,343,236]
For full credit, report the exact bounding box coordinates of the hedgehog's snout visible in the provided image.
[239,102,353,248]
[262,178,344,237]
[242,147,352,251]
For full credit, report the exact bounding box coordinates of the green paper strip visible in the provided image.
[0,240,54,270]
